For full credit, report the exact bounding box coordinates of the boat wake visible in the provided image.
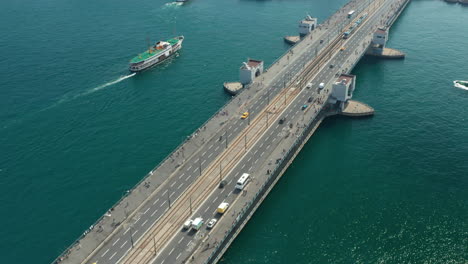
[164,2,183,8]
[453,80,468,91]
[1,73,137,132]
[44,73,136,112]
[90,73,136,93]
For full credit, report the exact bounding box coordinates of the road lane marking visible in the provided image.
[176,252,182,260]
[112,237,121,245]
[153,198,160,205]
[170,181,177,188]
[193,167,198,173]
[179,173,185,179]
[215,146,219,151]
[187,165,192,171]
[170,192,175,198]
[120,240,128,249]
[151,209,158,217]
[109,252,117,260]
[101,248,109,257]
[178,183,183,190]
[143,207,150,215]
[208,153,213,159]
[169,248,175,255]
[178,236,184,244]
[201,159,206,165]
[162,189,168,196]
[132,229,139,236]
[142,219,148,226]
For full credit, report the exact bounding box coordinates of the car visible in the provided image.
[241,112,249,119]
[308,97,313,103]
[329,64,334,69]
[301,104,308,110]
[340,46,346,51]
[278,117,286,124]
[219,180,227,188]
[183,219,193,230]
[320,39,324,44]
[207,219,217,229]
[306,82,312,89]
[319,83,325,90]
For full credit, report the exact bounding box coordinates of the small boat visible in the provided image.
[129,36,184,72]
[176,0,189,2]
[453,80,468,90]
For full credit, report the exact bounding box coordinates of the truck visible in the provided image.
[192,217,204,231]
[217,202,230,214]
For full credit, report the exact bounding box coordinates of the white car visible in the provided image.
[207,219,217,229]
[183,219,193,230]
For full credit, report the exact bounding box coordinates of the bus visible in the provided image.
[235,173,250,190]
[347,10,355,18]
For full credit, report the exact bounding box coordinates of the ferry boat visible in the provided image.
[129,36,184,72]
[453,80,468,90]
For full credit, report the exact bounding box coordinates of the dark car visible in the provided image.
[329,64,334,69]
[219,180,227,188]
[279,117,286,124]
[308,97,313,103]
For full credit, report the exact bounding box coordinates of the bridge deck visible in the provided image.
[54,0,410,264]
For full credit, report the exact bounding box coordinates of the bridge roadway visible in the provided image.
[143,1,406,264]
[55,0,408,264]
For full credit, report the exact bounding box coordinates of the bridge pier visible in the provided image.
[366,27,405,59]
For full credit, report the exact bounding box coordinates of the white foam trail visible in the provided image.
[47,73,136,110]
[91,73,136,92]
[164,2,183,8]
[1,73,137,131]
[453,80,468,91]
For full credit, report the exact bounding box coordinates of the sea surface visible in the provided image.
[0,0,467,263]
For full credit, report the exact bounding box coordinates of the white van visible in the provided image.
[236,173,250,190]
[183,219,193,230]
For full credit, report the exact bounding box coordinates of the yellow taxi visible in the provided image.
[241,112,249,119]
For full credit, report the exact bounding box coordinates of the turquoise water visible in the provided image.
[0,0,466,263]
